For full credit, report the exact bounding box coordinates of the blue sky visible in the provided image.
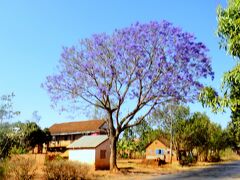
[0,0,235,128]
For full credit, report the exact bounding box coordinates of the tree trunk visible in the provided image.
[109,136,119,172]
[170,116,173,164]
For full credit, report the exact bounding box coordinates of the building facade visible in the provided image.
[68,135,110,170]
[146,138,177,163]
[48,119,107,153]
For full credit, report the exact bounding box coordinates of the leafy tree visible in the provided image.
[208,122,228,160]
[132,119,162,154]
[0,123,15,159]
[151,104,190,163]
[185,112,211,161]
[43,21,213,171]
[226,121,240,154]
[217,0,240,57]
[117,128,137,159]
[17,121,51,151]
[0,93,20,124]
[0,121,51,159]
[199,0,240,152]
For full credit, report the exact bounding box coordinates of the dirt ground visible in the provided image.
[93,159,237,180]
[8,153,240,180]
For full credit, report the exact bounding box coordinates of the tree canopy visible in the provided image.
[0,93,20,124]
[217,0,240,58]
[43,20,214,171]
[199,0,240,152]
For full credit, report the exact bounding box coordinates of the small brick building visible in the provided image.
[145,138,177,163]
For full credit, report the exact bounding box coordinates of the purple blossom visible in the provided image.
[43,20,214,114]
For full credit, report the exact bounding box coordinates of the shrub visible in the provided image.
[44,160,93,180]
[4,155,37,180]
[209,154,221,162]
[179,153,197,166]
[0,162,5,179]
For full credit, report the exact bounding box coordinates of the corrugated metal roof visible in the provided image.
[67,135,108,149]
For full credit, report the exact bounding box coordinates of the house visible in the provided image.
[48,119,107,153]
[67,135,110,170]
[145,138,177,163]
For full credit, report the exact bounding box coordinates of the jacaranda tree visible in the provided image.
[43,21,213,171]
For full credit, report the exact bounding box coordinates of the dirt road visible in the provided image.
[151,161,240,180]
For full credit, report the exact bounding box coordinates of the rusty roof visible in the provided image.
[145,137,171,149]
[49,119,106,135]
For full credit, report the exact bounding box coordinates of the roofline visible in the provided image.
[51,130,100,136]
[67,138,109,149]
[95,138,109,148]
[145,139,170,149]
[49,119,106,128]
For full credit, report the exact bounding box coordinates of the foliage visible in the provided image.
[0,93,20,124]
[150,106,229,162]
[0,162,5,180]
[217,0,240,58]
[0,123,16,159]
[43,20,213,170]
[151,105,190,151]
[4,155,37,180]
[117,128,137,159]
[16,121,52,151]
[0,121,51,159]
[199,0,240,152]
[44,160,93,180]
[117,119,168,159]
[225,122,240,154]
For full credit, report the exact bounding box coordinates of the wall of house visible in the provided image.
[146,140,166,160]
[146,140,177,162]
[95,140,110,170]
[69,149,95,165]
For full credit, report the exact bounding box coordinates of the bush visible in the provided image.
[4,155,37,180]
[179,152,197,166]
[0,163,5,180]
[209,154,221,162]
[44,160,93,180]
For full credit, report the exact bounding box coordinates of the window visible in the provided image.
[156,149,164,155]
[100,150,106,159]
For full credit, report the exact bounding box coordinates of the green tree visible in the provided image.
[217,0,240,57]
[183,112,210,161]
[0,93,20,124]
[151,105,190,163]
[0,123,16,159]
[208,123,228,161]
[17,121,51,151]
[199,0,240,152]
[0,121,51,159]
[117,128,137,159]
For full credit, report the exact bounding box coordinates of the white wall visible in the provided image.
[69,149,95,164]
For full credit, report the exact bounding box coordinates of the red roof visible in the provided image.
[49,119,106,135]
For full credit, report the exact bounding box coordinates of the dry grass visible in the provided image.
[94,159,185,179]
[2,150,239,180]
[93,153,240,180]
[3,155,37,180]
[44,160,94,180]
[220,148,240,161]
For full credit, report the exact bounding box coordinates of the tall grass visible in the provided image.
[44,159,94,180]
[3,155,37,180]
[220,148,240,161]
